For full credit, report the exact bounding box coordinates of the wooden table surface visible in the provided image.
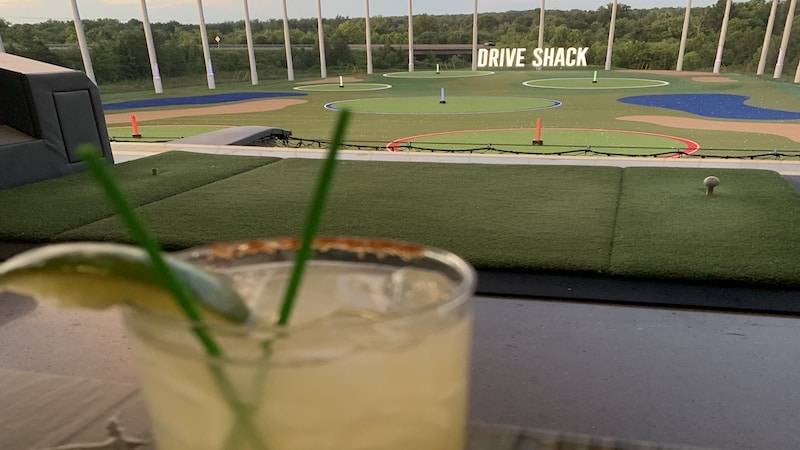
[1,368,711,450]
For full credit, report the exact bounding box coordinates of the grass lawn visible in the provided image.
[101,70,800,157]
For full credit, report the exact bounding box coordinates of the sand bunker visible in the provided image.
[619,69,721,77]
[692,76,735,83]
[104,98,306,124]
[620,115,800,143]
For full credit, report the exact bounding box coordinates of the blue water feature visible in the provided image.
[618,93,800,120]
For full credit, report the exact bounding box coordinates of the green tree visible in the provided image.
[2,2,795,83]
[327,31,355,67]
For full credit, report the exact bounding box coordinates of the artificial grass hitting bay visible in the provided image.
[611,167,800,287]
[47,159,800,287]
[56,159,623,275]
[7,153,800,290]
[0,152,280,241]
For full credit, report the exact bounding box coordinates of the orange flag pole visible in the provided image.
[131,115,142,138]
[532,117,543,146]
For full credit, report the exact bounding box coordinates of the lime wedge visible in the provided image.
[0,242,250,323]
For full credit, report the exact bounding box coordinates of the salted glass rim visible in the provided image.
[122,236,477,334]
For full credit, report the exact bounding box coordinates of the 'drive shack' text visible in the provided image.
[476,47,589,68]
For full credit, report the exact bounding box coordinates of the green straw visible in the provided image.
[78,145,220,352]
[77,145,266,449]
[277,108,351,326]
[77,107,350,448]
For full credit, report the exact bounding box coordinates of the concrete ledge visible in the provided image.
[478,270,800,315]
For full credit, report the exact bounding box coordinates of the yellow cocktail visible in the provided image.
[124,236,476,450]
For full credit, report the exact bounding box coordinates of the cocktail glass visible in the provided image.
[122,236,477,450]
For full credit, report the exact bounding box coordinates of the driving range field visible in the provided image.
[102,69,800,158]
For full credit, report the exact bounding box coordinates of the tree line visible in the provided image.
[1,1,798,87]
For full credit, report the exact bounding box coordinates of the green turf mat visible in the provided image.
[56,159,624,275]
[0,151,280,241]
[11,156,800,293]
[610,167,800,287]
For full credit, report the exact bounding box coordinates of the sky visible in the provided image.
[0,0,735,25]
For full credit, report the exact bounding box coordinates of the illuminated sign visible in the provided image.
[477,47,589,68]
